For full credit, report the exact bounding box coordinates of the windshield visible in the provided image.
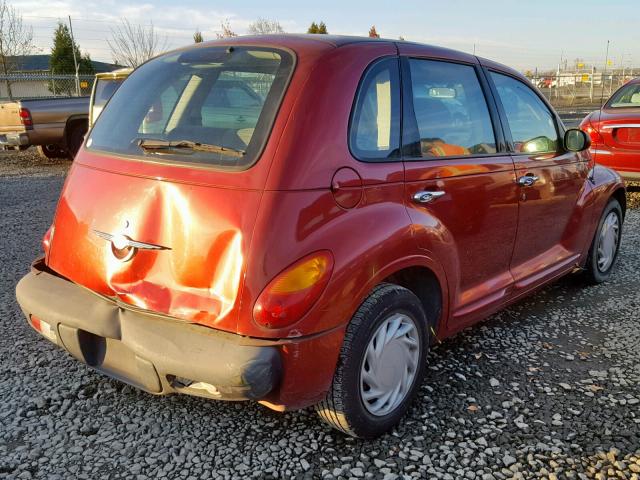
[87,46,294,169]
[607,82,640,109]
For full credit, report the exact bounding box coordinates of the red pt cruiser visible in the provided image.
[16,35,625,438]
[580,77,640,182]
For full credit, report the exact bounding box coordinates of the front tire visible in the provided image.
[584,198,623,284]
[316,283,428,438]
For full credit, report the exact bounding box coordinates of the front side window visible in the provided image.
[87,46,294,169]
[606,82,640,108]
[349,57,401,161]
[490,72,559,154]
[404,59,497,159]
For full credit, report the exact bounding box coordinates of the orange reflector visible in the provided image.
[30,315,56,341]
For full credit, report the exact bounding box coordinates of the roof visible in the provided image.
[6,55,120,73]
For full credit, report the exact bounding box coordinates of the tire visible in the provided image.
[37,144,67,159]
[584,198,623,284]
[66,123,88,159]
[315,283,429,438]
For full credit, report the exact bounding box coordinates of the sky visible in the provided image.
[10,0,640,72]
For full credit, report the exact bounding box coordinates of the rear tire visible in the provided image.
[584,198,623,284]
[37,144,67,159]
[66,123,88,159]
[315,283,428,438]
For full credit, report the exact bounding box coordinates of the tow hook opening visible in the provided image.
[167,375,222,398]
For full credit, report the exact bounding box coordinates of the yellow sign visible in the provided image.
[581,74,589,82]
[80,81,89,88]
[607,60,613,66]
[577,63,584,68]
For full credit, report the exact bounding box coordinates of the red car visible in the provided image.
[580,77,640,182]
[16,35,625,438]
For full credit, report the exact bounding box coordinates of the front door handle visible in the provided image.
[517,174,539,187]
[412,190,446,204]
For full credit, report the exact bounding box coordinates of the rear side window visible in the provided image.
[349,57,401,161]
[490,72,559,154]
[404,59,497,159]
[87,46,294,169]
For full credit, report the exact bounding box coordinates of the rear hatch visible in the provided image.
[46,44,295,333]
[0,100,25,134]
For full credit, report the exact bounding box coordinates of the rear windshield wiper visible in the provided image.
[137,138,245,158]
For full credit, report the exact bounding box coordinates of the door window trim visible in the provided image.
[399,56,509,162]
[484,68,566,156]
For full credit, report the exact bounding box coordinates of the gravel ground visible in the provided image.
[1,150,639,480]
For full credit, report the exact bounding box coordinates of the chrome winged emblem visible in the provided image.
[93,229,170,262]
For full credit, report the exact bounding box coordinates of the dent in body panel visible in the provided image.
[48,165,257,332]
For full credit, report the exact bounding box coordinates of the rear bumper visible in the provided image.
[15,261,282,401]
[0,131,29,147]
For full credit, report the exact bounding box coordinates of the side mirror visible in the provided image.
[564,128,591,152]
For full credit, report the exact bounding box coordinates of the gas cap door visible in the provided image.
[331,167,363,209]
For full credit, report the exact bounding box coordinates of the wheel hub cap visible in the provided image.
[360,313,420,417]
[597,211,619,272]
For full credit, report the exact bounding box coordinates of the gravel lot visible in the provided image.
[1,149,639,480]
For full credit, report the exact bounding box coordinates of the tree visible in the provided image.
[0,0,35,98]
[368,26,380,38]
[193,30,204,43]
[248,18,284,35]
[50,23,93,75]
[307,21,328,34]
[108,19,168,68]
[49,22,93,95]
[216,20,237,39]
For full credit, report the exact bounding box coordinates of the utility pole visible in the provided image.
[600,40,610,108]
[68,15,80,96]
[590,65,595,102]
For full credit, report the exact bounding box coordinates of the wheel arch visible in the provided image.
[383,265,443,336]
[63,115,88,146]
[611,187,627,220]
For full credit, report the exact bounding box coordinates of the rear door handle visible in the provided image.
[517,174,539,187]
[412,191,445,204]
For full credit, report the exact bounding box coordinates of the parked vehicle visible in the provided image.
[0,96,89,159]
[16,35,626,438]
[580,77,640,181]
[89,68,133,127]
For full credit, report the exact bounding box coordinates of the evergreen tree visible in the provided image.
[193,30,204,43]
[50,22,93,75]
[307,21,328,34]
[368,26,380,38]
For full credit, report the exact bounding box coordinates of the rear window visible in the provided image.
[87,46,294,169]
[606,82,640,108]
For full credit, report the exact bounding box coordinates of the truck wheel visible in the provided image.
[315,283,428,438]
[584,198,623,284]
[67,124,88,159]
[37,144,67,159]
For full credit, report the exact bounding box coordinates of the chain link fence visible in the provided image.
[0,74,95,100]
[526,72,637,110]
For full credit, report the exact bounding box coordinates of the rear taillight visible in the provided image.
[19,108,33,128]
[581,121,603,145]
[253,251,334,329]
